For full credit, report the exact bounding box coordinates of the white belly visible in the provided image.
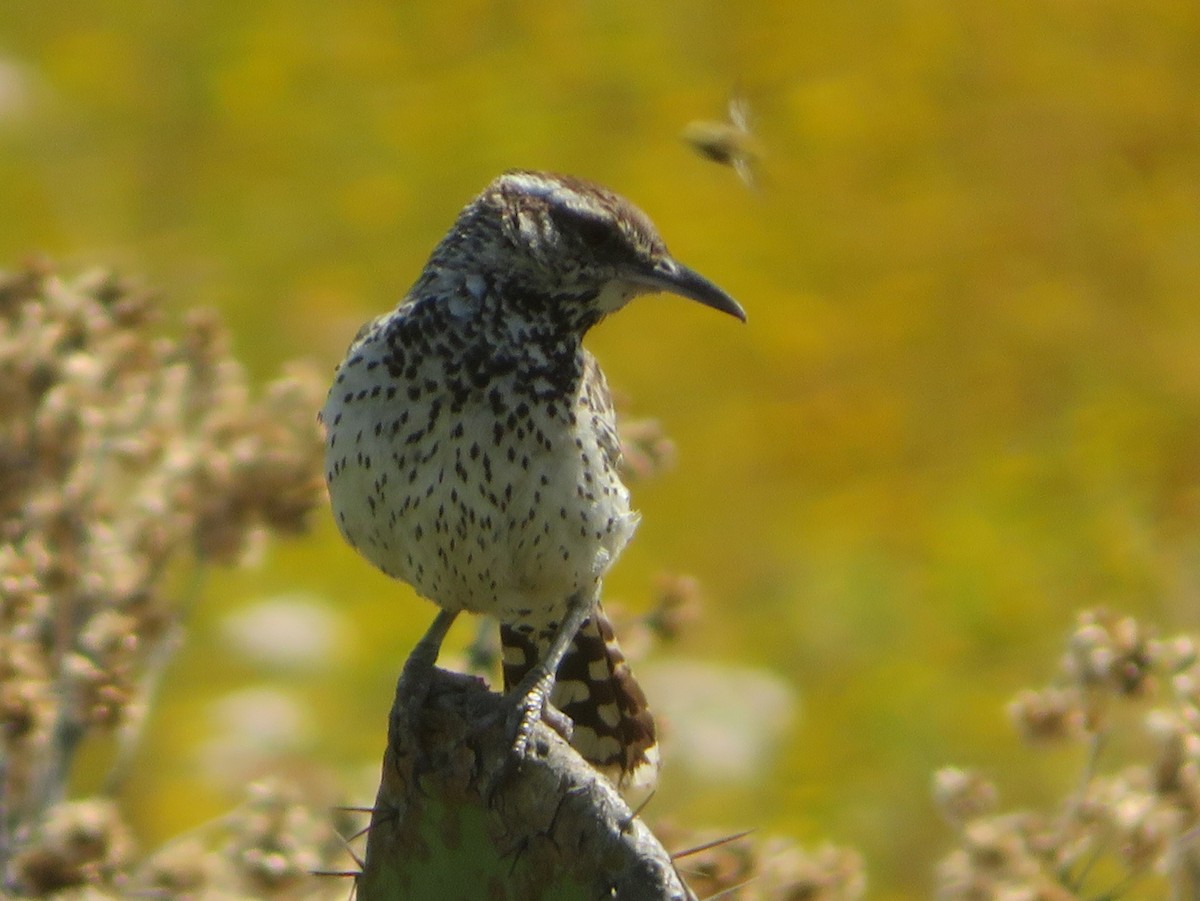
[324,383,638,625]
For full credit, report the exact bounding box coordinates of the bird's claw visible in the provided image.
[501,671,571,763]
[483,678,573,802]
[541,702,574,744]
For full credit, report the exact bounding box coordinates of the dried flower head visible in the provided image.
[758,838,867,901]
[0,264,325,887]
[934,767,1000,827]
[939,611,1200,900]
[645,572,704,643]
[1008,687,1086,745]
[222,780,335,892]
[617,414,677,481]
[10,800,135,895]
[658,823,865,901]
[1063,610,1156,699]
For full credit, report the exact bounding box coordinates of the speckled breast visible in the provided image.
[322,318,639,624]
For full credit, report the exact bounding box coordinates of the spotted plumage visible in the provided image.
[321,170,744,799]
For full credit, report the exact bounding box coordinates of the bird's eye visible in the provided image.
[551,206,618,252]
[574,216,615,249]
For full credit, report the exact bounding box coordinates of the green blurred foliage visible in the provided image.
[2,1,1198,897]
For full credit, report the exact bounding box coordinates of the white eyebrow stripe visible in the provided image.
[502,173,603,218]
[503,172,558,197]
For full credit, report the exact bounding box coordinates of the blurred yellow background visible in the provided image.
[2,2,1199,897]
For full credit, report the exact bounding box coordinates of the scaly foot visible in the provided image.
[389,609,458,752]
[506,663,574,759]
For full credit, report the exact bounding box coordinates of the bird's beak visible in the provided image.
[629,258,747,322]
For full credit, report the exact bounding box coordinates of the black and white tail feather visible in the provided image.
[501,606,659,803]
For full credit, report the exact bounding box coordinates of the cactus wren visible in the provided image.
[321,170,744,799]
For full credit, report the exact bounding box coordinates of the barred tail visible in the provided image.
[501,604,659,803]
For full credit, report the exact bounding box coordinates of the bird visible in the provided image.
[682,90,763,189]
[320,170,745,800]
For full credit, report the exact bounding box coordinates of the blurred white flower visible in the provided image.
[640,659,797,782]
[200,687,312,783]
[220,594,349,670]
[0,56,33,123]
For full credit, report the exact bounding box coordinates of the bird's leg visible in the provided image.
[391,608,459,746]
[506,590,593,758]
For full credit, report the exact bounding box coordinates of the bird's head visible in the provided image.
[432,170,745,332]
